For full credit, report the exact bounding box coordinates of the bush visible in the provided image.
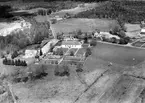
[54,64,70,77]
[70,51,74,56]
[76,63,83,72]
[85,48,92,57]
[51,19,57,24]
[27,64,47,80]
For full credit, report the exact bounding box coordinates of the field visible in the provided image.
[92,41,145,66]
[125,24,140,32]
[51,3,98,17]
[51,18,116,35]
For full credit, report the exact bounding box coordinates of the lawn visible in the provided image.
[68,48,78,54]
[61,48,69,54]
[51,18,116,35]
[76,48,86,56]
[92,41,145,66]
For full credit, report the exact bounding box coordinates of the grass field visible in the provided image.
[92,42,145,66]
[51,18,116,35]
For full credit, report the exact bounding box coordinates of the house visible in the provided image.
[94,31,120,40]
[139,28,145,36]
[61,40,82,48]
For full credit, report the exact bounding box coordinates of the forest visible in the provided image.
[75,1,145,24]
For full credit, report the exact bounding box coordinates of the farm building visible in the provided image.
[61,40,82,48]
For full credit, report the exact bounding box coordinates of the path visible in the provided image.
[58,48,71,64]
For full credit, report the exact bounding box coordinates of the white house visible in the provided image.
[61,40,82,48]
[94,31,120,40]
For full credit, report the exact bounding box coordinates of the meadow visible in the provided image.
[92,41,145,66]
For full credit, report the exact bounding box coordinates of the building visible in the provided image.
[139,28,145,37]
[61,40,82,48]
[23,49,37,58]
[94,31,120,40]
[41,39,59,54]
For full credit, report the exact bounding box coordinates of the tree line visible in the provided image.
[3,58,27,66]
[74,1,145,24]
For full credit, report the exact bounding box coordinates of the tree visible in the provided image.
[111,24,120,35]
[56,48,63,56]
[84,33,88,43]
[117,16,127,32]
[49,43,54,52]
[54,65,59,76]
[55,61,58,64]
[111,37,117,43]
[62,65,70,76]
[119,38,126,44]
[0,5,13,19]
[90,39,97,46]
[76,63,83,72]
[40,49,43,56]
[56,32,63,40]
[51,19,57,24]
[23,61,27,66]
[85,48,92,57]
[76,29,82,36]
[118,30,126,38]
[3,58,7,65]
[123,36,130,44]
[11,60,15,65]
[70,51,74,56]
[11,51,18,59]
[17,59,21,66]
[47,9,52,15]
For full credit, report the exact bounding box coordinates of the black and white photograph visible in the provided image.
[0,0,145,103]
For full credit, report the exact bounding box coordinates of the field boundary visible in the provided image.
[97,41,145,50]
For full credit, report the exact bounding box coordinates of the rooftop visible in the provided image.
[62,40,82,45]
